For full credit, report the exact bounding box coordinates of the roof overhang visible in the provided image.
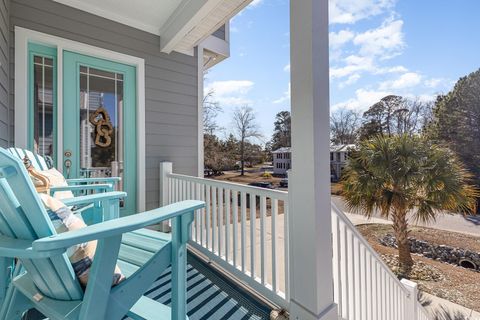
[53,0,252,55]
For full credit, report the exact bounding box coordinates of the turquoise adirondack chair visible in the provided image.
[0,148,204,319]
[7,147,121,195]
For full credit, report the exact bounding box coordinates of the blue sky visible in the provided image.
[206,0,480,141]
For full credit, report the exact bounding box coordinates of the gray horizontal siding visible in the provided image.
[10,0,200,210]
[0,0,9,147]
[212,24,226,40]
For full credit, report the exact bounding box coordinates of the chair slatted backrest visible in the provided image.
[0,148,83,301]
[7,148,49,171]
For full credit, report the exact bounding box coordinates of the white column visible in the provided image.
[288,1,338,319]
[196,45,205,178]
[401,279,419,320]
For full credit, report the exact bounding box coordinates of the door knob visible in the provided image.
[64,159,72,178]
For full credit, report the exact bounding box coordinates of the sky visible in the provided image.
[206,0,480,142]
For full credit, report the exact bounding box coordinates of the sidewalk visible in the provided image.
[423,292,480,320]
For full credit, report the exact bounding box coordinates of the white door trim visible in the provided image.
[15,26,146,212]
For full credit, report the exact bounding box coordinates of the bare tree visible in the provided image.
[330,108,361,144]
[203,89,222,134]
[232,105,262,175]
[402,97,434,134]
[359,95,434,139]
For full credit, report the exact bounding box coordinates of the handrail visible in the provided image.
[167,173,288,202]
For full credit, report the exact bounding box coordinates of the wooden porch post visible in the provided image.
[288,0,338,319]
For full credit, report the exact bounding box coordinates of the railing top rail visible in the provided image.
[332,202,410,296]
[167,173,289,202]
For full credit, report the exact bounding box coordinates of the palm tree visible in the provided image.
[342,135,478,275]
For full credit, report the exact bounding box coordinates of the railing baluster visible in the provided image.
[283,199,290,301]
[218,187,224,257]
[241,191,247,273]
[250,193,256,279]
[225,189,231,263]
[232,190,238,268]
[199,183,204,246]
[271,198,278,293]
[205,185,211,250]
[212,186,217,254]
[260,196,266,285]
[341,222,349,319]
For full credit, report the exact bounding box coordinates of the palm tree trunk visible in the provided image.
[392,209,413,275]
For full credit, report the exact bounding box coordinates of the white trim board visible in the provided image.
[14,26,146,212]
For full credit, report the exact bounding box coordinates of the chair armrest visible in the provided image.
[0,235,64,259]
[33,200,205,252]
[50,184,114,194]
[66,177,121,185]
[60,191,127,207]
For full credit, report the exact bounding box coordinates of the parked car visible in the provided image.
[279,178,288,188]
[248,181,274,189]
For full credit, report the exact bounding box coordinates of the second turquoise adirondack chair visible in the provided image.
[7,147,121,195]
[0,148,204,319]
[7,147,127,225]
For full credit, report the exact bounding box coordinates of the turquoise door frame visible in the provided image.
[63,51,137,215]
[27,43,57,166]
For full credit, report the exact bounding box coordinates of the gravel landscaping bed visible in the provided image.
[357,224,480,312]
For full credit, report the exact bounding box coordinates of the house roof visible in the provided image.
[272,147,291,154]
[330,144,356,152]
[52,0,253,54]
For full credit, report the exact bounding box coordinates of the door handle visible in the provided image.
[64,159,72,179]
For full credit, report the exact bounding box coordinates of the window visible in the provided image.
[330,152,334,161]
[336,153,341,161]
[29,43,57,162]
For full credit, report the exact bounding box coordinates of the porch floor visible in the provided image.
[133,253,271,320]
[25,253,271,320]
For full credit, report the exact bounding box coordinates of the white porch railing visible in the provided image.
[160,163,289,309]
[160,162,431,319]
[332,203,431,320]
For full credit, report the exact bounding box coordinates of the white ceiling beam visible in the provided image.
[159,0,224,54]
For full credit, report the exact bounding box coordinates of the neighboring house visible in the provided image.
[0,1,431,320]
[330,144,355,181]
[272,147,291,175]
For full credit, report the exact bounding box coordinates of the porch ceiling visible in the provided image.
[52,0,253,55]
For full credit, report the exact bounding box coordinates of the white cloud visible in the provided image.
[353,19,405,60]
[424,78,449,88]
[330,54,407,80]
[329,0,396,24]
[339,74,361,88]
[273,83,291,104]
[330,29,355,49]
[332,88,392,111]
[205,80,255,106]
[283,64,290,72]
[379,72,422,90]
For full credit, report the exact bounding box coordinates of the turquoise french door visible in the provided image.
[63,51,137,215]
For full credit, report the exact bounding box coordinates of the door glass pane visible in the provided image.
[33,56,55,159]
[79,66,124,193]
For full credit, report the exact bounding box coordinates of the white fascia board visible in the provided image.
[201,35,230,58]
[159,0,223,54]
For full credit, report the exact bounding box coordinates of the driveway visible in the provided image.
[332,195,480,236]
